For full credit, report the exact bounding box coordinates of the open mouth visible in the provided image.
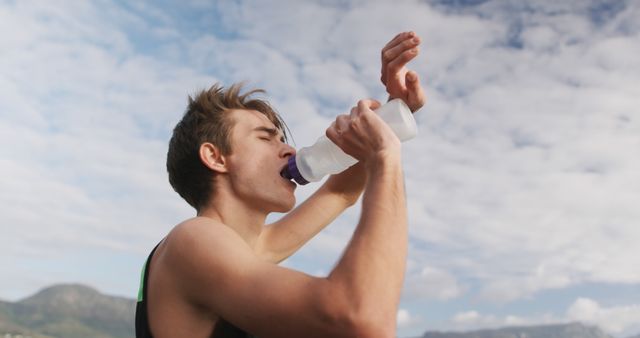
[280,163,292,180]
[280,164,295,185]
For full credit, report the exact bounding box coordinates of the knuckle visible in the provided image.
[326,128,339,142]
[382,50,393,63]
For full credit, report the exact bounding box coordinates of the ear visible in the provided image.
[199,142,228,174]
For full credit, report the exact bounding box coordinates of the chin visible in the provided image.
[270,196,296,213]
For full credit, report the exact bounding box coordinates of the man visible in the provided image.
[136,31,426,337]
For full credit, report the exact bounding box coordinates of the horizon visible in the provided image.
[1,1,639,338]
[3,282,631,338]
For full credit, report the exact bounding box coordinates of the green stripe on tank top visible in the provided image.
[137,261,147,302]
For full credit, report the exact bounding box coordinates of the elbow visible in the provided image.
[322,297,396,338]
[348,311,396,338]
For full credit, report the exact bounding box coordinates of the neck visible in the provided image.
[198,190,267,249]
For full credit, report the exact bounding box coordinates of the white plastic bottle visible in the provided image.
[282,98,418,185]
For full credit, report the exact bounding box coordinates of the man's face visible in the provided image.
[224,109,297,213]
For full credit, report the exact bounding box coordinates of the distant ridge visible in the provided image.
[1,284,638,338]
[0,284,135,338]
[418,322,613,338]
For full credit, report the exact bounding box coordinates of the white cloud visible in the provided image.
[395,0,640,303]
[0,1,203,299]
[403,265,463,301]
[1,0,639,320]
[568,298,640,335]
[398,308,412,326]
[397,307,427,335]
[450,310,537,331]
[444,297,640,337]
[398,308,423,328]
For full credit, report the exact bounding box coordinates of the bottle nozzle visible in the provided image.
[281,156,309,185]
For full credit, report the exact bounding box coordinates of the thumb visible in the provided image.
[406,71,426,112]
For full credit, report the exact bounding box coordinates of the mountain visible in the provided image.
[2,285,638,338]
[419,322,613,338]
[0,284,135,338]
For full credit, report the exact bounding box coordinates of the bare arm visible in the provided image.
[329,154,406,332]
[255,162,366,263]
[325,100,408,336]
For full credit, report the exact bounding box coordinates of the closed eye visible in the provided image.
[254,126,286,143]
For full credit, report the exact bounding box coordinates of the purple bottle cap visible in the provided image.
[281,156,309,185]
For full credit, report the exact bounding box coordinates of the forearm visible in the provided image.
[328,154,407,326]
[257,186,353,263]
[256,163,366,263]
[322,161,367,205]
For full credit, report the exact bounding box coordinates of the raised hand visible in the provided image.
[380,31,426,113]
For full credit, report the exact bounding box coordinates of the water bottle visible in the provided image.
[281,99,418,185]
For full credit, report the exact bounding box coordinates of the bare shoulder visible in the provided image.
[164,217,252,265]
[159,217,254,306]
[166,217,247,249]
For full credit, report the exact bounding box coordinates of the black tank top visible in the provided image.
[135,242,254,338]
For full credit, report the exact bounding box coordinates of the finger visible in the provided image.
[382,35,420,66]
[336,114,350,133]
[357,99,381,113]
[349,106,359,119]
[382,31,416,51]
[369,99,382,111]
[387,47,419,76]
[380,32,420,85]
[327,121,337,135]
[326,123,340,144]
[406,71,427,112]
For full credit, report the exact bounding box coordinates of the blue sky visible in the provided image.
[1,0,639,337]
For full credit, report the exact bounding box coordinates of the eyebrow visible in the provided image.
[253,126,285,141]
[253,126,278,135]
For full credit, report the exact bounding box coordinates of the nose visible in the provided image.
[280,142,296,158]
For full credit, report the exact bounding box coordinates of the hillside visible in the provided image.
[1,284,638,338]
[419,322,614,338]
[0,284,135,338]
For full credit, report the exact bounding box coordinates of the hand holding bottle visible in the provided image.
[326,99,401,165]
[281,99,417,185]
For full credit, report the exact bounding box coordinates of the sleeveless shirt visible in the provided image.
[135,242,254,338]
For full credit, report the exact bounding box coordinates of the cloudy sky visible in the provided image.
[1,0,639,337]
